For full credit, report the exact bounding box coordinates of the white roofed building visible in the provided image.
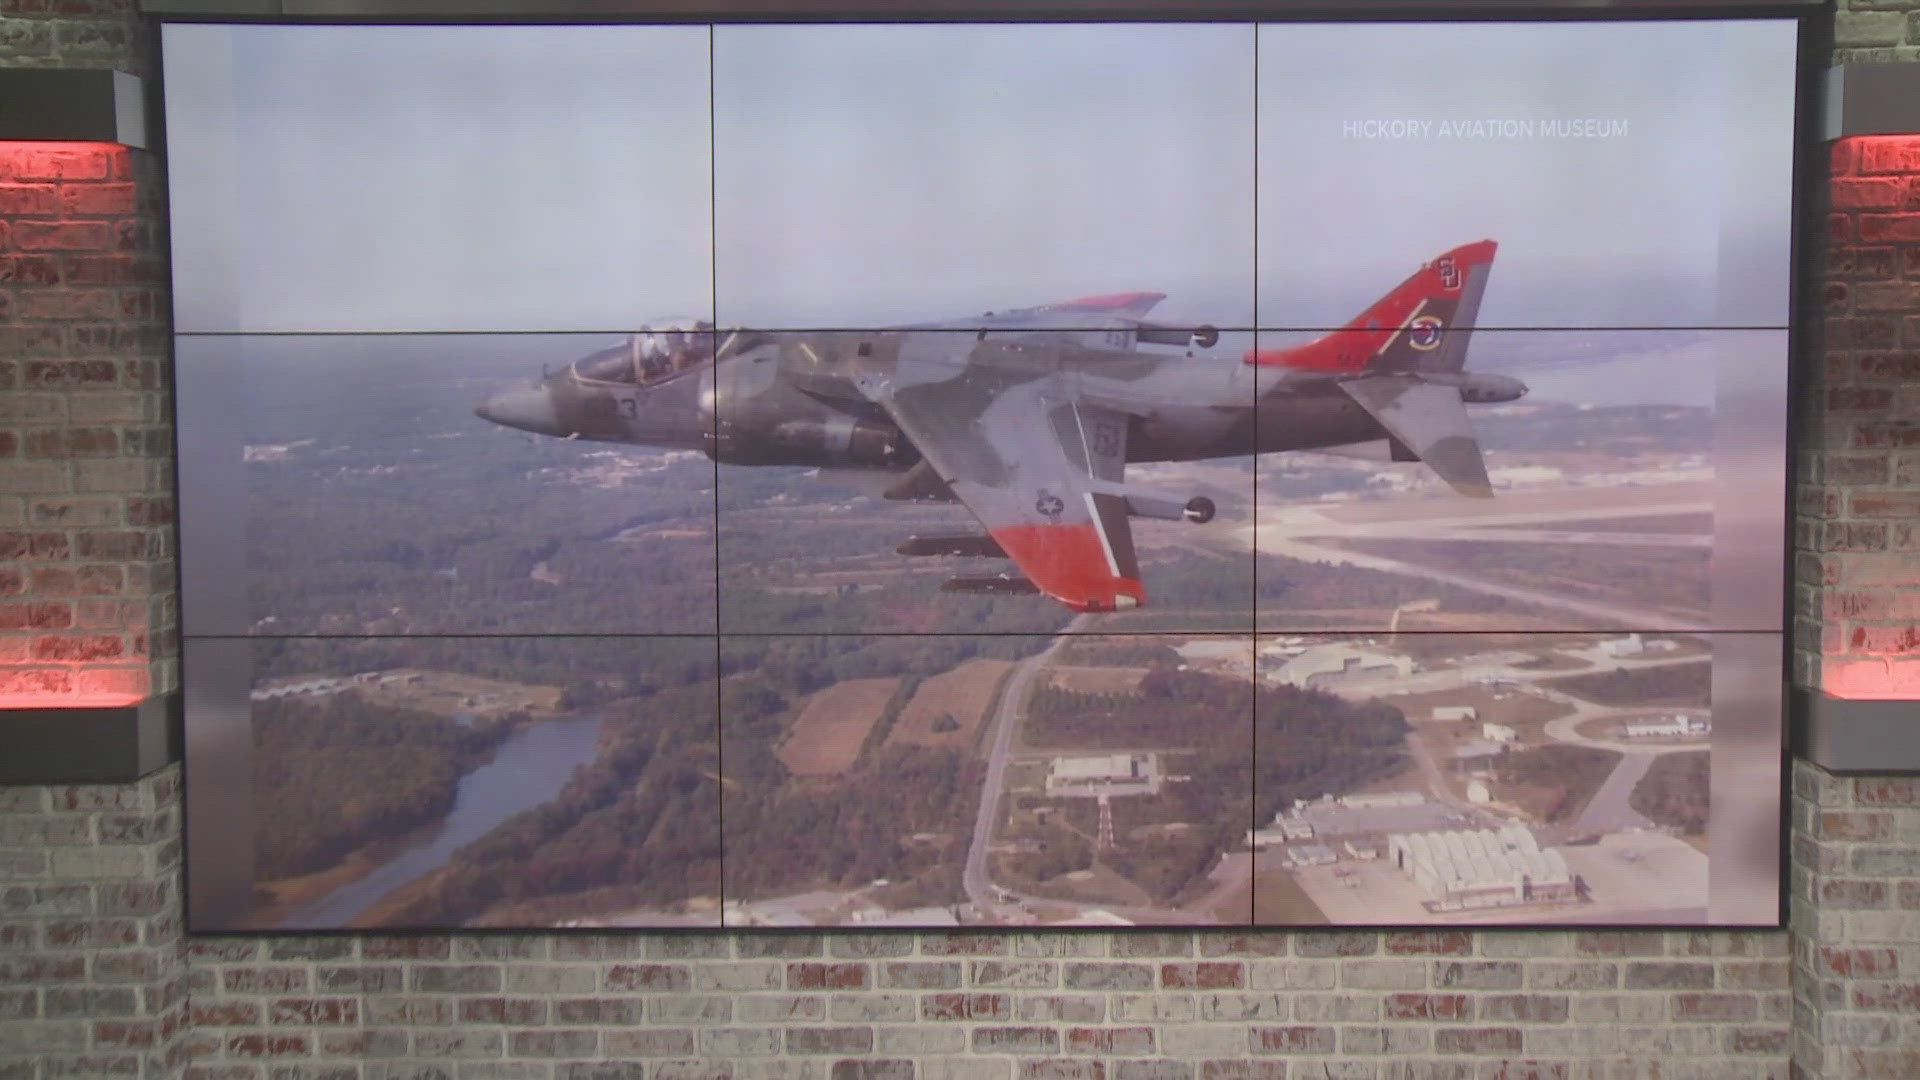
[1387,826,1575,910]
[1272,645,1414,692]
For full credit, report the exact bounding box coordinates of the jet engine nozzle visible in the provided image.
[1183,496,1216,524]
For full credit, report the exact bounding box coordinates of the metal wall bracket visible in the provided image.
[0,694,180,785]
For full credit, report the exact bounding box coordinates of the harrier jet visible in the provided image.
[476,240,1524,613]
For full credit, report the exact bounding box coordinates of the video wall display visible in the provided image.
[166,19,1797,931]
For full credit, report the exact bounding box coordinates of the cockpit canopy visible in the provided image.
[574,318,718,386]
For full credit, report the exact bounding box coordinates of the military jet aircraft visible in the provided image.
[475,239,1525,613]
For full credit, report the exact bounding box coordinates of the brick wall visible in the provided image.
[167,930,1789,1080]
[0,0,174,705]
[5,3,1920,1079]
[1,4,184,1080]
[1784,8,1920,1074]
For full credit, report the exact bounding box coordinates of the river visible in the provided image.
[280,714,604,929]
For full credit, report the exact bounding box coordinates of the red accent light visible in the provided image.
[0,140,128,180]
[1834,133,1920,175]
[0,692,146,711]
[1823,659,1920,702]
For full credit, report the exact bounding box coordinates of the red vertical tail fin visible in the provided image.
[1246,239,1498,375]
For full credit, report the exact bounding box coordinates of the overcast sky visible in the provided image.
[164,20,1796,334]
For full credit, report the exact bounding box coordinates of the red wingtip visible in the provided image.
[990,522,1146,613]
[1244,240,1498,371]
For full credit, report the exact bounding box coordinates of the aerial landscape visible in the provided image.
[181,327,1751,929]
[165,18,1792,931]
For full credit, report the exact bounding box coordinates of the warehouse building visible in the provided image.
[1388,825,1576,910]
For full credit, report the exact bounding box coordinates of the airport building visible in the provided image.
[1388,825,1576,910]
[1624,715,1711,738]
[1270,644,1415,691]
[1045,753,1158,796]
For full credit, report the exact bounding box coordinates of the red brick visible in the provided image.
[787,962,868,990]
[1855,281,1920,312]
[223,1034,310,1058]
[1251,1027,1334,1054]
[1161,962,1242,989]
[1858,135,1920,174]
[24,427,117,456]
[1859,213,1920,243]
[58,183,135,216]
[1385,994,1471,1021]
[1824,521,1888,552]
[457,997,545,1025]
[0,183,57,214]
[923,993,1009,1021]
[1729,1027,1789,1055]
[1851,983,1920,1011]
[1834,138,1858,176]
[0,602,71,630]
[1064,1027,1154,1055]
[0,255,59,284]
[1820,878,1890,908]
[1831,316,1903,350]
[74,532,146,559]
[1850,625,1920,654]
[1826,280,1851,315]
[0,668,73,695]
[15,290,117,320]
[11,220,111,251]
[1830,386,1896,412]
[1434,1028,1523,1054]
[1820,810,1895,840]
[972,1027,1059,1053]
[60,254,156,285]
[32,635,124,662]
[188,1003,261,1027]
[1819,947,1898,978]
[268,999,359,1026]
[1834,177,1906,209]
[0,532,69,560]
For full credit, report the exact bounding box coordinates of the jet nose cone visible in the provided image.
[475,384,564,436]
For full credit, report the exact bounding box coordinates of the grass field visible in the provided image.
[776,677,900,777]
[886,660,1012,753]
[1047,665,1147,694]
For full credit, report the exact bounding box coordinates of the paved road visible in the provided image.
[1574,750,1658,834]
[962,614,1091,921]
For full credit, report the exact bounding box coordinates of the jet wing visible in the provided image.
[1339,375,1493,498]
[865,334,1145,612]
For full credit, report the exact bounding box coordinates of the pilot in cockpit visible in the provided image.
[625,320,716,385]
